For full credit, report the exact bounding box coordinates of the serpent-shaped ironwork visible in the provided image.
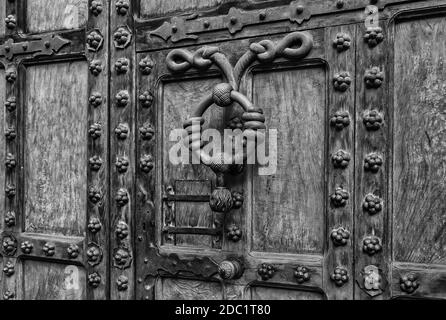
[166,32,313,213]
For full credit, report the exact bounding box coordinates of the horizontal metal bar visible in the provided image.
[162,227,222,236]
[163,194,210,202]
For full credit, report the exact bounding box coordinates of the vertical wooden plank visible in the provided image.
[110,0,135,300]
[324,25,356,300]
[355,21,390,300]
[135,51,156,301]
[86,0,110,301]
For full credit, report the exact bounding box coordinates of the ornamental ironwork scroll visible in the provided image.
[166,32,313,214]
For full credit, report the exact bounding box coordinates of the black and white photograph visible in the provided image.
[0,0,445,309]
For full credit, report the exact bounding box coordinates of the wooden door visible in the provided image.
[1,0,445,301]
[134,0,446,301]
[0,0,112,300]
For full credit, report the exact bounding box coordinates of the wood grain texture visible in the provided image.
[25,61,88,237]
[391,262,446,299]
[249,286,324,300]
[156,278,223,300]
[162,77,224,248]
[354,22,390,300]
[393,16,446,265]
[251,66,326,255]
[324,24,356,300]
[23,261,86,300]
[0,69,5,231]
[27,0,88,33]
[140,0,233,18]
[0,1,5,37]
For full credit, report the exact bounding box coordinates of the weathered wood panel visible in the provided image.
[156,278,223,300]
[26,0,88,33]
[249,286,324,300]
[25,61,88,237]
[251,66,326,255]
[140,0,233,18]
[393,15,446,265]
[0,1,5,37]
[354,21,390,300]
[324,24,356,300]
[0,69,5,231]
[23,261,86,300]
[162,77,224,248]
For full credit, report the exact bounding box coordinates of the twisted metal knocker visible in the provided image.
[166,32,313,214]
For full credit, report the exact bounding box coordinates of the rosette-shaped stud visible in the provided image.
[257,263,276,281]
[5,127,16,141]
[139,57,154,75]
[115,124,129,140]
[331,267,349,287]
[2,236,17,256]
[89,123,102,139]
[3,261,15,277]
[363,236,383,256]
[333,72,352,92]
[88,273,102,288]
[140,155,154,173]
[113,247,132,269]
[89,156,103,171]
[117,275,129,291]
[67,244,80,259]
[87,30,104,52]
[227,225,242,242]
[5,153,17,170]
[5,185,16,199]
[364,153,383,173]
[6,70,17,83]
[330,187,349,208]
[88,186,103,204]
[363,194,383,215]
[139,91,153,108]
[116,90,130,108]
[5,15,16,29]
[115,221,129,240]
[333,33,351,52]
[87,245,102,266]
[3,291,15,300]
[21,241,34,254]
[5,97,16,112]
[116,0,130,15]
[294,266,311,284]
[89,92,103,108]
[89,60,103,76]
[400,274,419,294]
[330,110,350,131]
[90,1,103,16]
[4,212,16,228]
[364,27,384,48]
[115,57,129,74]
[213,83,233,107]
[115,157,129,174]
[140,124,155,141]
[88,217,102,234]
[113,26,132,49]
[232,192,244,209]
[115,189,129,207]
[210,187,233,213]
[365,67,384,88]
[331,227,350,247]
[332,150,351,169]
[43,243,56,257]
[363,110,384,131]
